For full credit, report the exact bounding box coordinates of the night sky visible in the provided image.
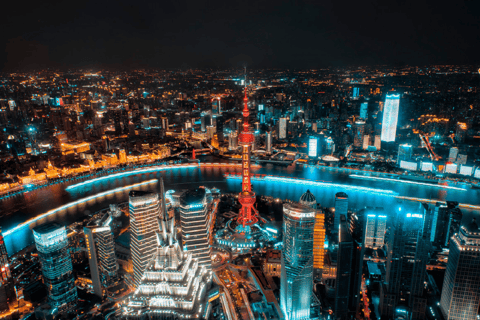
[2,0,480,71]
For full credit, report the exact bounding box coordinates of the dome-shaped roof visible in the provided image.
[300,189,316,203]
[465,218,479,233]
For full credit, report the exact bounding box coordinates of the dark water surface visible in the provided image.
[1,156,479,255]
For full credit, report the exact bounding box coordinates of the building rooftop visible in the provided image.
[179,188,206,206]
[32,222,63,235]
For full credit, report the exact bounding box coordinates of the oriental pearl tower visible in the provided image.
[214,74,279,252]
[236,86,259,230]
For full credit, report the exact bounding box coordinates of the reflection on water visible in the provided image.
[1,157,479,255]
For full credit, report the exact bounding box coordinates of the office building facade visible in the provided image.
[84,213,118,297]
[440,219,480,320]
[381,93,400,142]
[335,216,353,320]
[380,210,428,319]
[129,191,161,287]
[364,209,387,249]
[33,223,77,312]
[333,192,348,234]
[179,188,213,271]
[122,187,212,319]
[281,203,315,320]
[279,117,288,139]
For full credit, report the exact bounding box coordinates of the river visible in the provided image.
[1,156,479,255]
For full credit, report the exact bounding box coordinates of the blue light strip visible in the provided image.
[395,196,480,210]
[349,174,467,191]
[66,164,198,191]
[4,179,158,237]
[250,176,398,196]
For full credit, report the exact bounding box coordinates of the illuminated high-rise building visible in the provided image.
[381,93,400,142]
[374,135,381,150]
[280,203,315,320]
[333,192,348,234]
[266,131,272,154]
[228,132,238,150]
[352,87,360,99]
[353,121,365,148]
[362,134,370,150]
[360,102,368,119]
[397,144,413,165]
[299,190,325,272]
[33,222,77,312]
[313,210,326,272]
[129,190,160,287]
[364,208,387,249]
[179,188,213,271]
[84,213,118,298]
[279,117,288,139]
[308,136,318,158]
[380,210,428,319]
[440,219,480,320]
[122,187,213,319]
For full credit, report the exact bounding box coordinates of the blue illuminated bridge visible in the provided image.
[1,160,479,255]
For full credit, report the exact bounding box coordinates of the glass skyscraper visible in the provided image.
[122,185,212,319]
[129,190,161,287]
[381,93,400,142]
[84,212,118,298]
[333,192,348,235]
[380,210,428,319]
[440,219,480,320]
[281,202,315,320]
[33,222,77,312]
[179,188,213,271]
[364,208,387,249]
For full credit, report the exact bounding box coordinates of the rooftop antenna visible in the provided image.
[244,66,247,90]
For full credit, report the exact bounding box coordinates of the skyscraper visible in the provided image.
[228,132,238,150]
[279,117,288,139]
[440,219,480,320]
[179,188,213,271]
[299,190,325,273]
[374,135,381,150]
[308,136,318,158]
[122,188,213,319]
[333,192,348,234]
[380,210,428,319]
[381,93,400,142]
[266,131,272,154]
[129,190,160,287]
[353,121,365,148]
[33,222,77,312]
[281,203,315,320]
[397,144,413,165]
[360,102,368,119]
[334,216,353,320]
[426,201,463,249]
[364,208,387,249]
[84,213,118,298]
